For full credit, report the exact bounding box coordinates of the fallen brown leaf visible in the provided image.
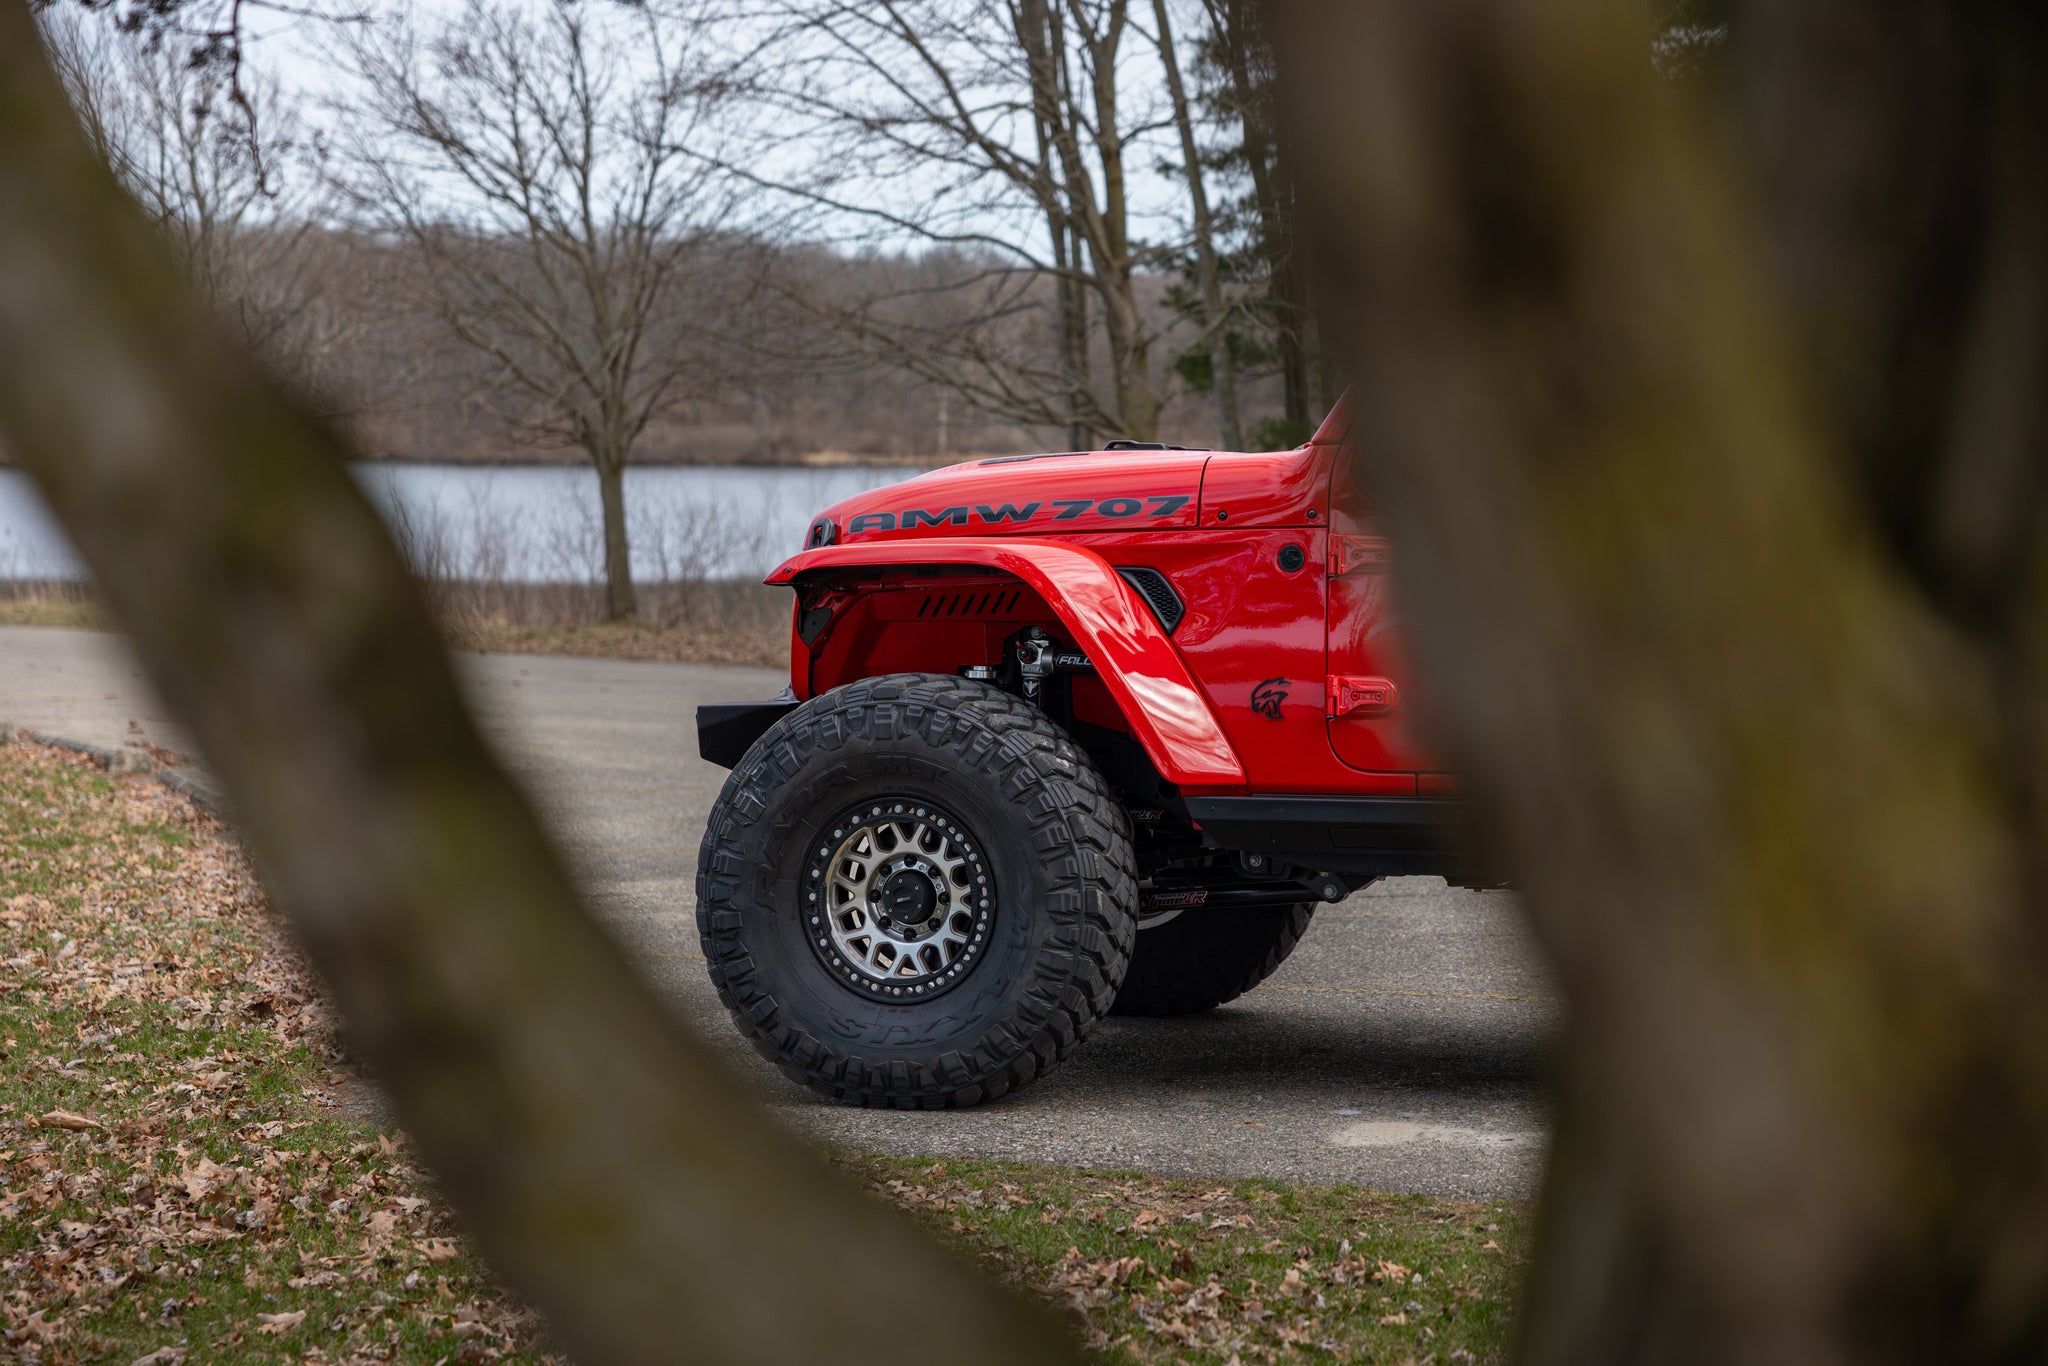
[254,1310,305,1335]
[179,1157,228,1202]
[19,1309,63,1341]
[39,1108,104,1131]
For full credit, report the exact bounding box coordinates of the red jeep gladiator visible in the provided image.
[696,396,1474,1108]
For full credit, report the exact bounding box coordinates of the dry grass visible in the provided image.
[440,618,785,669]
[0,583,103,632]
[0,580,788,669]
[424,580,789,669]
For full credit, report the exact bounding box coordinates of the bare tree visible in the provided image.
[712,0,1183,446]
[1152,0,1240,450]
[35,7,346,399]
[327,0,737,621]
[1275,0,2048,1361]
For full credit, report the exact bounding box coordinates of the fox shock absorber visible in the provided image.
[1014,627,1092,704]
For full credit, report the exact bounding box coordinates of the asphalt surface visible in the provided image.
[0,623,1557,1197]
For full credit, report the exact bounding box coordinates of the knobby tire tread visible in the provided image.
[1111,902,1314,1017]
[696,673,1137,1108]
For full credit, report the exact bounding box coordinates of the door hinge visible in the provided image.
[1330,535,1393,576]
[1328,675,1399,718]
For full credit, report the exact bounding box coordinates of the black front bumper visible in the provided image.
[1184,794,1488,882]
[697,691,800,769]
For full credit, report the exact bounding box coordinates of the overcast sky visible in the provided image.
[230,0,1192,261]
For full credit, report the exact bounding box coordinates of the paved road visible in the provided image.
[0,624,1556,1196]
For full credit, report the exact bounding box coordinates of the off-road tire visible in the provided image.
[696,673,1138,1108]
[1111,902,1314,1017]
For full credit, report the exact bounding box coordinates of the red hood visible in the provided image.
[806,448,1211,548]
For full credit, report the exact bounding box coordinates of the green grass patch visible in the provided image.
[0,735,1532,1364]
[834,1153,1527,1364]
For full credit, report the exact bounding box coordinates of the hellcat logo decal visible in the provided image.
[1250,678,1289,720]
[847,494,1190,535]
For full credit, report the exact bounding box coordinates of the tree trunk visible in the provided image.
[0,17,1074,1366]
[1154,0,1242,450]
[592,446,638,622]
[1066,0,1157,443]
[1059,224,1092,449]
[1269,256,1308,431]
[1212,0,1309,432]
[1275,0,2048,1362]
[1265,106,1313,431]
[1082,202,1156,442]
[1099,276,1157,442]
[1020,0,1094,450]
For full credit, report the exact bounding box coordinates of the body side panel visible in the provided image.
[1194,444,1328,529]
[1057,529,1415,797]
[1323,414,1440,776]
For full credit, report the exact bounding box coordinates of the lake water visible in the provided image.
[0,463,917,583]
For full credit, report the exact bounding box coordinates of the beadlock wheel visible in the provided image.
[805,799,995,1000]
[696,673,1138,1109]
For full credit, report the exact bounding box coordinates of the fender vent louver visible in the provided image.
[914,589,1023,619]
[1116,566,1184,634]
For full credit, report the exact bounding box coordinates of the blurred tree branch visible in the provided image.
[1274,0,2047,1362]
[0,7,1075,1363]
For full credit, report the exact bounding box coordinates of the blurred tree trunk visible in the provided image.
[1274,0,2048,1363]
[1201,0,1310,433]
[0,10,1075,1365]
